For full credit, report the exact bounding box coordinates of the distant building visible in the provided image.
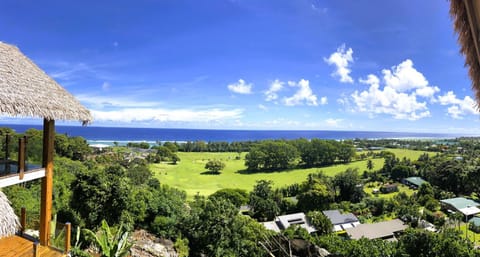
[368,147,384,151]
[380,184,398,194]
[322,210,360,232]
[261,212,316,233]
[403,176,427,189]
[440,197,480,218]
[345,219,407,241]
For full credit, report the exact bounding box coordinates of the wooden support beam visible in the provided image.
[39,119,54,246]
[20,207,26,236]
[33,241,39,257]
[64,222,71,254]
[18,137,25,180]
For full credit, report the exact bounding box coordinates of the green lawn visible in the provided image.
[363,182,416,199]
[151,148,432,198]
[459,223,480,246]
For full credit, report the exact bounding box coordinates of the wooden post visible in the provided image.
[39,119,54,246]
[18,137,25,179]
[5,134,9,173]
[5,133,9,160]
[64,222,71,254]
[21,207,26,236]
[33,241,39,257]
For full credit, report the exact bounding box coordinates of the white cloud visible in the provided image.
[92,107,243,123]
[416,86,440,99]
[227,79,252,94]
[350,59,443,121]
[324,44,354,83]
[320,96,328,105]
[382,59,428,92]
[102,82,111,91]
[325,118,343,127]
[283,79,318,106]
[438,91,478,119]
[265,79,284,101]
[258,104,268,111]
[76,94,160,109]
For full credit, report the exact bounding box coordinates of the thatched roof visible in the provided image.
[0,191,20,238]
[0,42,92,124]
[450,0,480,107]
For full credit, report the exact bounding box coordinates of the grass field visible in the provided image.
[363,182,416,199]
[151,148,432,197]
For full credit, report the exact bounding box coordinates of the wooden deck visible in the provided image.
[0,235,65,257]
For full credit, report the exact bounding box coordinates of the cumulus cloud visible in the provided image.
[437,91,478,119]
[92,107,243,123]
[283,79,318,106]
[324,44,354,83]
[320,96,328,105]
[351,59,441,121]
[265,79,284,101]
[227,79,252,94]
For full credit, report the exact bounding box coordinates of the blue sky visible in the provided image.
[1,0,479,133]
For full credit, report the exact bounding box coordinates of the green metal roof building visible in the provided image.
[403,177,427,188]
[440,197,480,216]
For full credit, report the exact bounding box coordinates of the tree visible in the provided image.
[334,168,364,203]
[367,159,374,171]
[184,197,267,256]
[306,211,332,235]
[205,159,226,174]
[249,180,280,221]
[209,188,249,207]
[337,142,355,163]
[297,183,334,212]
[245,141,298,171]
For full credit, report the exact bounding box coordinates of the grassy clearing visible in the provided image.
[459,223,480,246]
[151,149,432,198]
[363,182,416,199]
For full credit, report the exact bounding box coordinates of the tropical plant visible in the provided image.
[83,220,132,257]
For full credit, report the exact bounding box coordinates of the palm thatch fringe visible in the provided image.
[0,190,20,238]
[0,42,92,124]
[450,0,480,108]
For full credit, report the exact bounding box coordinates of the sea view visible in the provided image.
[4,1,480,256]
[2,124,466,145]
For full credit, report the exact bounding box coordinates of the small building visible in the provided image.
[322,210,360,232]
[440,197,480,218]
[261,212,317,233]
[345,219,407,240]
[380,184,398,194]
[403,176,427,189]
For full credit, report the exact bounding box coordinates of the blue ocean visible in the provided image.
[0,124,467,145]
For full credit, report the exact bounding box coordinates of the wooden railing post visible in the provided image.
[18,137,25,180]
[20,207,26,236]
[33,241,39,257]
[5,133,9,161]
[5,134,10,173]
[65,222,71,254]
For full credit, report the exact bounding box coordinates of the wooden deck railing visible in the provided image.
[20,207,72,255]
[2,134,28,179]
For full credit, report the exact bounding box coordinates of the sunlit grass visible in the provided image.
[151,149,432,198]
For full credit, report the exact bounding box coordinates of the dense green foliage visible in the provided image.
[6,128,480,256]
